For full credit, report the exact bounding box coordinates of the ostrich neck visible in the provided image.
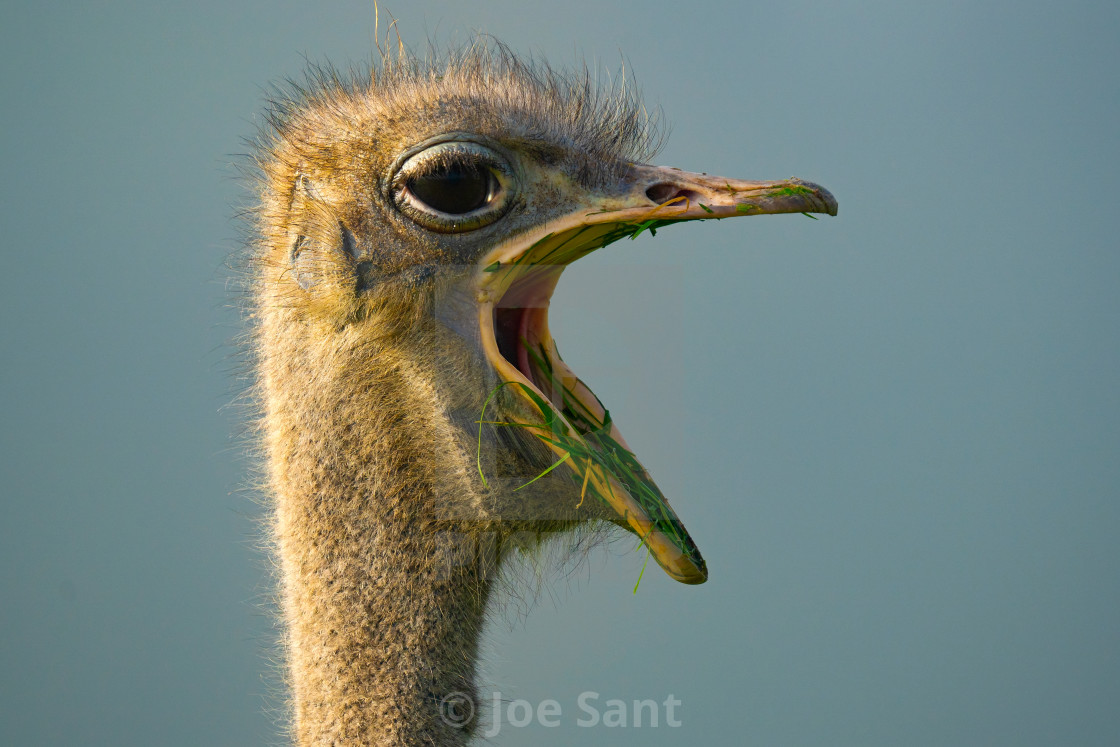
[261,313,494,745]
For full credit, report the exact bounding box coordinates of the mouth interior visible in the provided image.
[493,273,556,393]
[481,222,708,584]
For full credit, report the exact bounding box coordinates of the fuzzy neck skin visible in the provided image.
[261,304,498,745]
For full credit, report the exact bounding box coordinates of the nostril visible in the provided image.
[645,182,678,203]
[645,182,703,206]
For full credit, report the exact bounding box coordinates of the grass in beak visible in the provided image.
[577,456,593,508]
[634,546,651,594]
[766,184,816,198]
[512,451,571,492]
[476,376,666,592]
[475,340,699,581]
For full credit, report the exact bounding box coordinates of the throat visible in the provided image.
[494,305,536,382]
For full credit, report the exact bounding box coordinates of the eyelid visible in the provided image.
[396,143,509,183]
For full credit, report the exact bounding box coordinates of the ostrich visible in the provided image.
[250,43,836,745]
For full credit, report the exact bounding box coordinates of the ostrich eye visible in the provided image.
[407,162,500,215]
[393,141,515,233]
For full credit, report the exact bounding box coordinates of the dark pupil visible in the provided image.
[408,162,495,215]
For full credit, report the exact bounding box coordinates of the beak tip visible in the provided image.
[820,187,839,217]
[679,570,709,585]
[790,178,838,217]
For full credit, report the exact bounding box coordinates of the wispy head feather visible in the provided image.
[257,38,664,188]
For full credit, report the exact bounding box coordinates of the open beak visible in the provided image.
[475,164,837,584]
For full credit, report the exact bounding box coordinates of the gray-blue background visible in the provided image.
[2,1,1117,744]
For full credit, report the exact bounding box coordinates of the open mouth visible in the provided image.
[475,171,837,584]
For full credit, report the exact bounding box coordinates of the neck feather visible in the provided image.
[261,310,494,745]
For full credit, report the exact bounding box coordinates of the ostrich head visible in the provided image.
[251,42,836,743]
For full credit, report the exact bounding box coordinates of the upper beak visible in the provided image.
[604,164,837,222]
[475,164,836,585]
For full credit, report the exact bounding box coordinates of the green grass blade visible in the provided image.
[633,546,651,594]
[513,451,572,492]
